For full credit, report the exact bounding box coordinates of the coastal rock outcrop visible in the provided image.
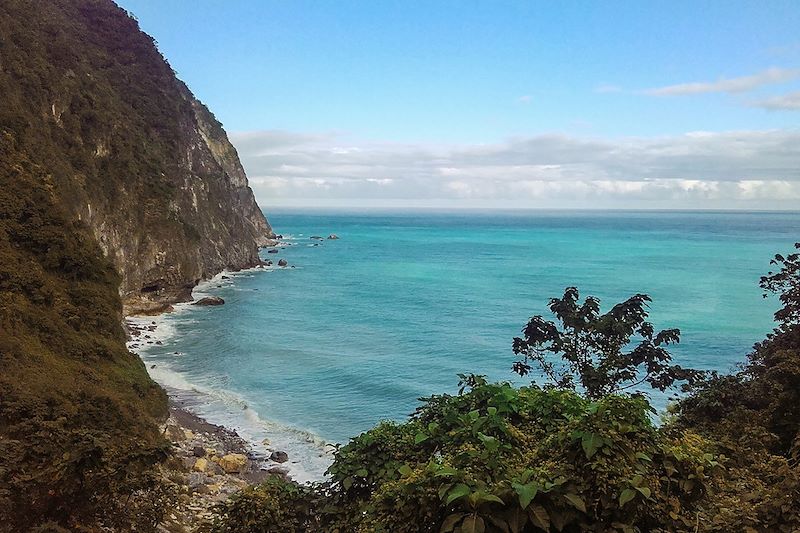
[218,453,248,474]
[0,0,275,316]
[193,296,225,306]
[270,451,289,463]
[278,259,288,267]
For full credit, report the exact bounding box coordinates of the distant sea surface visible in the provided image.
[133,210,799,481]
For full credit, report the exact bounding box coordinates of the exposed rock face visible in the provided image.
[0,0,275,316]
[193,296,225,306]
[270,451,289,463]
[218,453,248,474]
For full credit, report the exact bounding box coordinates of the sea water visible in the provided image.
[132,209,800,481]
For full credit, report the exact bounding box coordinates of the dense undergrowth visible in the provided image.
[211,243,800,533]
[0,133,170,531]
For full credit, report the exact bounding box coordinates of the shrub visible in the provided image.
[212,381,719,532]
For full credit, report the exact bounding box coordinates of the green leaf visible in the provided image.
[511,481,538,509]
[564,493,586,513]
[446,483,471,505]
[475,491,505,506]
[398,464,413,477]
[478,432,500,452]
[635,486,651,498]
[354,468,368,477]
[439,483,454,500]
[487,515,511,533]
[461,515,486,533]
[635,451,652,462]
[440,512,465,532]
[502,507,528,533]
[434,465,458,477]
[342,476,353,490]
[487,407,498,416]
[619,488,636,507]
[415,432,430,444]
[581,432,603,459]
[528,504,550,530]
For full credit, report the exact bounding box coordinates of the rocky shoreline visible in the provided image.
[155,403,286,532]
[126,319,295,532]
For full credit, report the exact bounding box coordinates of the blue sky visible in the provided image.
[117,1,800,208]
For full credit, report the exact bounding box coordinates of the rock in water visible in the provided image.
[269,450,289,463]
[278,259,288,267]
[310,235,324,240]
[193,296,225,306]
[267,248,279,254]
[328,234,340,240]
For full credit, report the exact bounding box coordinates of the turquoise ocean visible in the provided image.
[130,210,799,481]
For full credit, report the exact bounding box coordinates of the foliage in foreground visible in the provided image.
[512,287,702,399]
[212,382,719,532]
[672,243,800,531]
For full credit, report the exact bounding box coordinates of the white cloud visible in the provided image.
[750,90,800,110]
[642,67,800,96]
[230,129,800,209]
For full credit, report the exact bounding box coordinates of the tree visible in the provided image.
[512,287,702,400]
[760,242,800,329]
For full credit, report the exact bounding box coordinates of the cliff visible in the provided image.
[0,0,273,529]
[0,0,274,315]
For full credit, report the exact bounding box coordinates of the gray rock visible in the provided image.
[327,234,339,240]
[247,450,267,461]
[192,446,206,457]
[187,472,209,489]
[310,235,324,240]
[278,259,288,267]
[192,484,210,494]
[193,296,225,306]
[270,450,289,463]
[267,248,279,254]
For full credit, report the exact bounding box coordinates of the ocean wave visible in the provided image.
[126,268,333,483]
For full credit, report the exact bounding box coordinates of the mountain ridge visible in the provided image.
[0,0,274,315]
[0,0,274,528]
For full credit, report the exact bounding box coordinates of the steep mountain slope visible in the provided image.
[0,0,274,314]
[0,0,274,529]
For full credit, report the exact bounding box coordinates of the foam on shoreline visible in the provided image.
[126,267,334,484]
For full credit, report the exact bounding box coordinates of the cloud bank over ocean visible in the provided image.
[232,129,800,209]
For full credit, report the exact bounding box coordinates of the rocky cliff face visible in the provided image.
[0,0,274,528]
[0,0,274,314]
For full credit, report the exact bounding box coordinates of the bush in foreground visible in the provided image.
[211,381,718,532]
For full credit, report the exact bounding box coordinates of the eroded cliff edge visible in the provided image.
[0,0,274,528]
[0,0,274,315]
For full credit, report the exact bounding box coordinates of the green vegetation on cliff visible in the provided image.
[0,0,272,312]
[0,0,271,530]
[0,132,169,531]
